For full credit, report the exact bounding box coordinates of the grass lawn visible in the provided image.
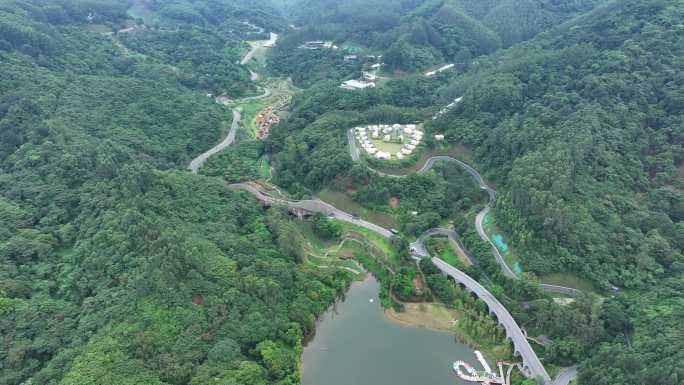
[427,237,464,268]
[336,222,399,264]
[370,138,405,154]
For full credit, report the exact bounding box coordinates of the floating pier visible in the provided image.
[453,351,506,384]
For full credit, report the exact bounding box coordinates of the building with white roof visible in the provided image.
[396,152,405,159]
[401,148,413,155]
[340,80,376,90]
[383,134,391,142]
[435,134,445,141]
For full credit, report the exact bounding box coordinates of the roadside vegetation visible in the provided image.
[2,0,682,384]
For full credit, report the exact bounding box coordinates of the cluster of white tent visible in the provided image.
[432,96,463,120]
[354,124,423,160]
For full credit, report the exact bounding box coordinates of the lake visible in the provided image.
[301,276,480,385]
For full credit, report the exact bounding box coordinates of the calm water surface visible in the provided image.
[301,276,481,385]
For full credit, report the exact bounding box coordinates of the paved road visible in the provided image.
[188,31,277,174]
[347,129,360,161]
[432,258,552,384]
[551,366,578,385]
[227,183,393,238]
[188,110,241,174]
[348,133,579,295]
[240,33,278,65]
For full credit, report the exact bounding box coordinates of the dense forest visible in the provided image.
[270,0,608,75]
[266,0,683,383]
[0,1,349,384]
[2,0,683,384]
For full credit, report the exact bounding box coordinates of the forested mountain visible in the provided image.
[431,2,684,380]
[0,1,347,384]
[267,1,683,383]
[2,0,683,384]
[274,0,607,71]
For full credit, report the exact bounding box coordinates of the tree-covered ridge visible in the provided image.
[275,0,608,72]
[422,1,683,381]
[137,0,287,32]
[434,0,683,289]
[0,1,348,384]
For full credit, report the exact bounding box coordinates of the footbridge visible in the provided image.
[432,257,552,384]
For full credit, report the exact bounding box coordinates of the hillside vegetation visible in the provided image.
[0,1,348,384]
[267,1,684,383]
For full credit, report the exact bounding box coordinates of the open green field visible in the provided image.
[427,237,464,268]
[370,139,404,154]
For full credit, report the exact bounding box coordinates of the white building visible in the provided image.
[396,152,405,160]
[367,147,378,155]
[401,148,413,155]
[340,80,376,90]
[376,151,391,160]
[410,139,420,146]
[383,134,391,142]
[383,126,392,134]
[435,134,445,141]
[406,144,416,150]
[404,126,414,135]
[371,131,380,139]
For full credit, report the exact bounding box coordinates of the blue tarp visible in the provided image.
[492,234,509,252]
[513,262,523,274]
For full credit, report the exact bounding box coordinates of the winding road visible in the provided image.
[187,30,576,384]
[188,32,277,174]
[433,258,551,383]
[189,111,240,174]
[349,131,580,295]
[227,183,393,238]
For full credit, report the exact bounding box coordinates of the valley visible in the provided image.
[1,1,682,385]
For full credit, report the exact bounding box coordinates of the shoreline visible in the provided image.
[383,302,460,333]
